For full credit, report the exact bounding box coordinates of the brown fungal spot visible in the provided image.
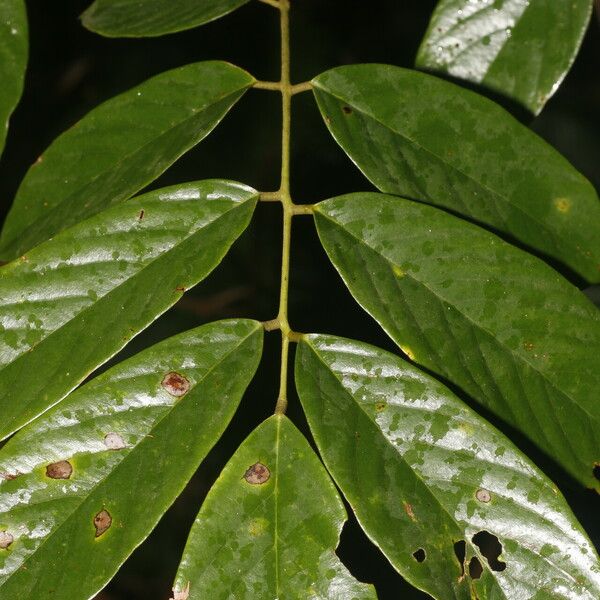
[342,105,352,115]
[94,509,112,537]
[244,462,270,485]
[375,402,386,412]
[46,460,73,480]
[138,209,145,220]
[169,582,190,600]
[161,372,190,397]
[468,556,483,579]
[475,488,491,503]
[403,501,416,521]
[1,471,20,481]
[454,540,466,578]
[412,548,426,562]
[472,530,506,572]
[104,432,126,450]
[175,285,186,292]
[0,531,14,550]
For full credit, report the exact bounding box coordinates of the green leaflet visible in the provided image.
[0,319,263,600]
[312,64,600,283]
[0,0,28,158]
[173,415,376,600]
[0,61,255,260]
[82,0,251,37]
[296,334,600,600]
[314,193,600,490]
[0,180,257,440]
[416,0,593,115]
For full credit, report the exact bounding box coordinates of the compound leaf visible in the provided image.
[82,0,251,37]
[0,180,257,440]
[312,64,600,283]
[0,61,254,260]
[314,193,600,489]
[0,0,27,158]
[0,318,263,600]
[296,334,600,599]
[172,415,376,600]
[416,0,593,115]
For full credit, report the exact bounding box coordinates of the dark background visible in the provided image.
[1,1,599,598]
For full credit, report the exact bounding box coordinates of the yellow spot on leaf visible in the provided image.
[459,422,475,435]
[400,345,415,360]
[248,517,269,537]
[554,197,571,213]
[393,265,405,278]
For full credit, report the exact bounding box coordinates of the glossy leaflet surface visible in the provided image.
[173,415,376,599]
[0,319,263,600]
[315,192,600,489]
[0,180,257,440]
[0,61,254,259]
[0,0,27,157]
[296,334,600,599]
[416,0,593,114]
[82,0,250,37]
[312,64,600,283]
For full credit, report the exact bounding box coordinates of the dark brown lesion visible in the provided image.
[244,462,270,485]
[161,372,190,397]
[46,460,73,479]
[94,509,112,538]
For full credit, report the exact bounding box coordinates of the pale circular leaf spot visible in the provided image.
[0,531,14,550]
[104,432,126,450]
[476,488,492,503]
